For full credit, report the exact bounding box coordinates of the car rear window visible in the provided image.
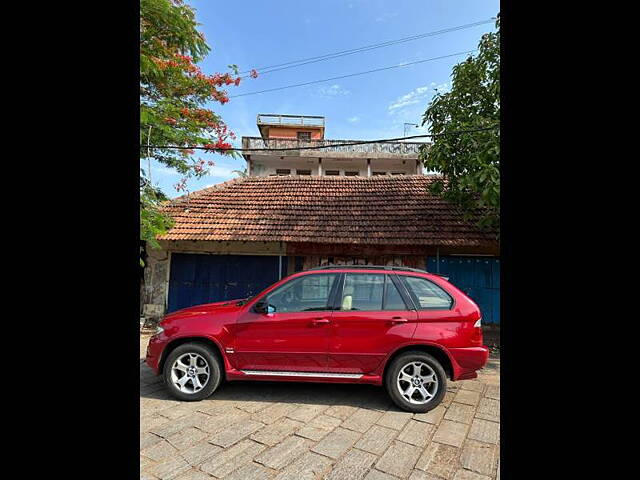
[401,276,453,309]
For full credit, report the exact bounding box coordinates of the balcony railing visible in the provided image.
[257,114,325,127]
[242,136,427,157]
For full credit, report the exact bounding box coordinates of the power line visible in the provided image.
[140,125,499,152]
[238,18,495,78]
[230,50,476,98]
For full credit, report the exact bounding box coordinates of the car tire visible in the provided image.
[385,351,447,413]
[163,342,222,401]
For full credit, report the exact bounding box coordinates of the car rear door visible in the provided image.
[232,273,339,372]
[327,273,418,374]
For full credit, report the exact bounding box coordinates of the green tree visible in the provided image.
[419,15,500,230]
[140,0,256,263]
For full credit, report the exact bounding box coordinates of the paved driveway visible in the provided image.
[140,335,500,480]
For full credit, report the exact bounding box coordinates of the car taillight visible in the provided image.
[470,318,483,345]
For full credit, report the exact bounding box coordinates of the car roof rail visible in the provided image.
[305,264,446,276]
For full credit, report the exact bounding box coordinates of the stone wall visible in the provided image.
[141,247,170,320]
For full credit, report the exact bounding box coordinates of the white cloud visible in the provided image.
[388,82,450,114]
[316,84,350,98]
[347,116,360,123]
[375,12,398,23]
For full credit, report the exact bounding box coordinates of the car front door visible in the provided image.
[232,273,339,372]
[328,273,418,374]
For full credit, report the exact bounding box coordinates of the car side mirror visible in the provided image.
[254,299,275,314]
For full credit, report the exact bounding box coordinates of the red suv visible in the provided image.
[145,266,489,413]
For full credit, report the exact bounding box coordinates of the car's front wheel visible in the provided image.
[163,342,222,401]
[385,351,447,413]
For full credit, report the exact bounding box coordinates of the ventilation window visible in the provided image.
[275,169,291,175]
[325,170,340,176]
[391,171,405,175]
[296,169,311,175]
[344,171,359,176]
[297,132,311,141]
[372,171,387,176]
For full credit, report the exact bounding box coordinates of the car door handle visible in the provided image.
[311,318,331,326]
[390,317,408,324]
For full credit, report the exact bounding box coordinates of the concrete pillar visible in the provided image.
[318,158,323,176]
[367,158,371,177]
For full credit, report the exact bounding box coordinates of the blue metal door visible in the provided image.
[167,254,286,313]
[427,256,500,324]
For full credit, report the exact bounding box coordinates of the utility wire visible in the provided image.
[231,50,476,98]
[238,18,495,77]
[140,125,499,152]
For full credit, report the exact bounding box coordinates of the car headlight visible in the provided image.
[473,318,482,328]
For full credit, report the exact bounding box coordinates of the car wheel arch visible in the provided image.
[382,343,455,380]
[158,335,226,374]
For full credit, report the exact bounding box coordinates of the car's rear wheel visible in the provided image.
[385,351,447,413]
[163,342,222,401]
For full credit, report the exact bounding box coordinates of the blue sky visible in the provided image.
[147,0,499,198]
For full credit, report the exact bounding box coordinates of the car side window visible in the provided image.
[401,276,453,309]
[340,273,384,311]
[266,274,337,313]
[384,276,408,310]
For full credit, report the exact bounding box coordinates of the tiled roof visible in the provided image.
[158,175,498,247]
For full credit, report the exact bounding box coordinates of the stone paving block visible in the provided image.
[432,420,469,448]
[324,404,358,420]
[209,420,264,448]
[141,432,164,450]
[286,403,329,423]
[147,456,191,480]
[159,403,202,420]
[174,469,214,480]
[196,402,238,417]
[413,405,446,425]
[441,391,456,407]
[296,414,342,441]
[166,427,208,451]
[453,389,481,407]
[200,439,266,478]
[325,448,377,480]
[312,427,361,459]
[251,418,304,446]
[342,408,385,433]
[375,440,422,478]
[140,455,154,474]
[179,441,222,466]
[151,412,211,438]
[251,402,299,425]
[142,440,180,462]
[444,403,476,425]
[273,451,333,480]
[459,380,485,393]
[415,442,460,478]
[354,424,397,455]
[198,409,250,434]
[460,440,498,477]
[475,398,499,423]
[376,410,413,430]
[468,418,499,444]
[408,470,443,480]
[363,470,398,480]
[453,469,491,480]
[484,384,499,400]
[141,414,172,432]
[224,461,275,480]
[255,435,312,470]
[397,419,434,447]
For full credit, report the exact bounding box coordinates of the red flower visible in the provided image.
[250,69,258,79]
[234,77,241,86]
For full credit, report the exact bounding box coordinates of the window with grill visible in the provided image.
[344,171,359,176]
[325,170,340,176]
[391,171,405,175]
[275,169,291,175]
[297,132,311,141]
[296,169,311,175]
[372,171,387,176]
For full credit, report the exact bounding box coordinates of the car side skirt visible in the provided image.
[225,368,383,385]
